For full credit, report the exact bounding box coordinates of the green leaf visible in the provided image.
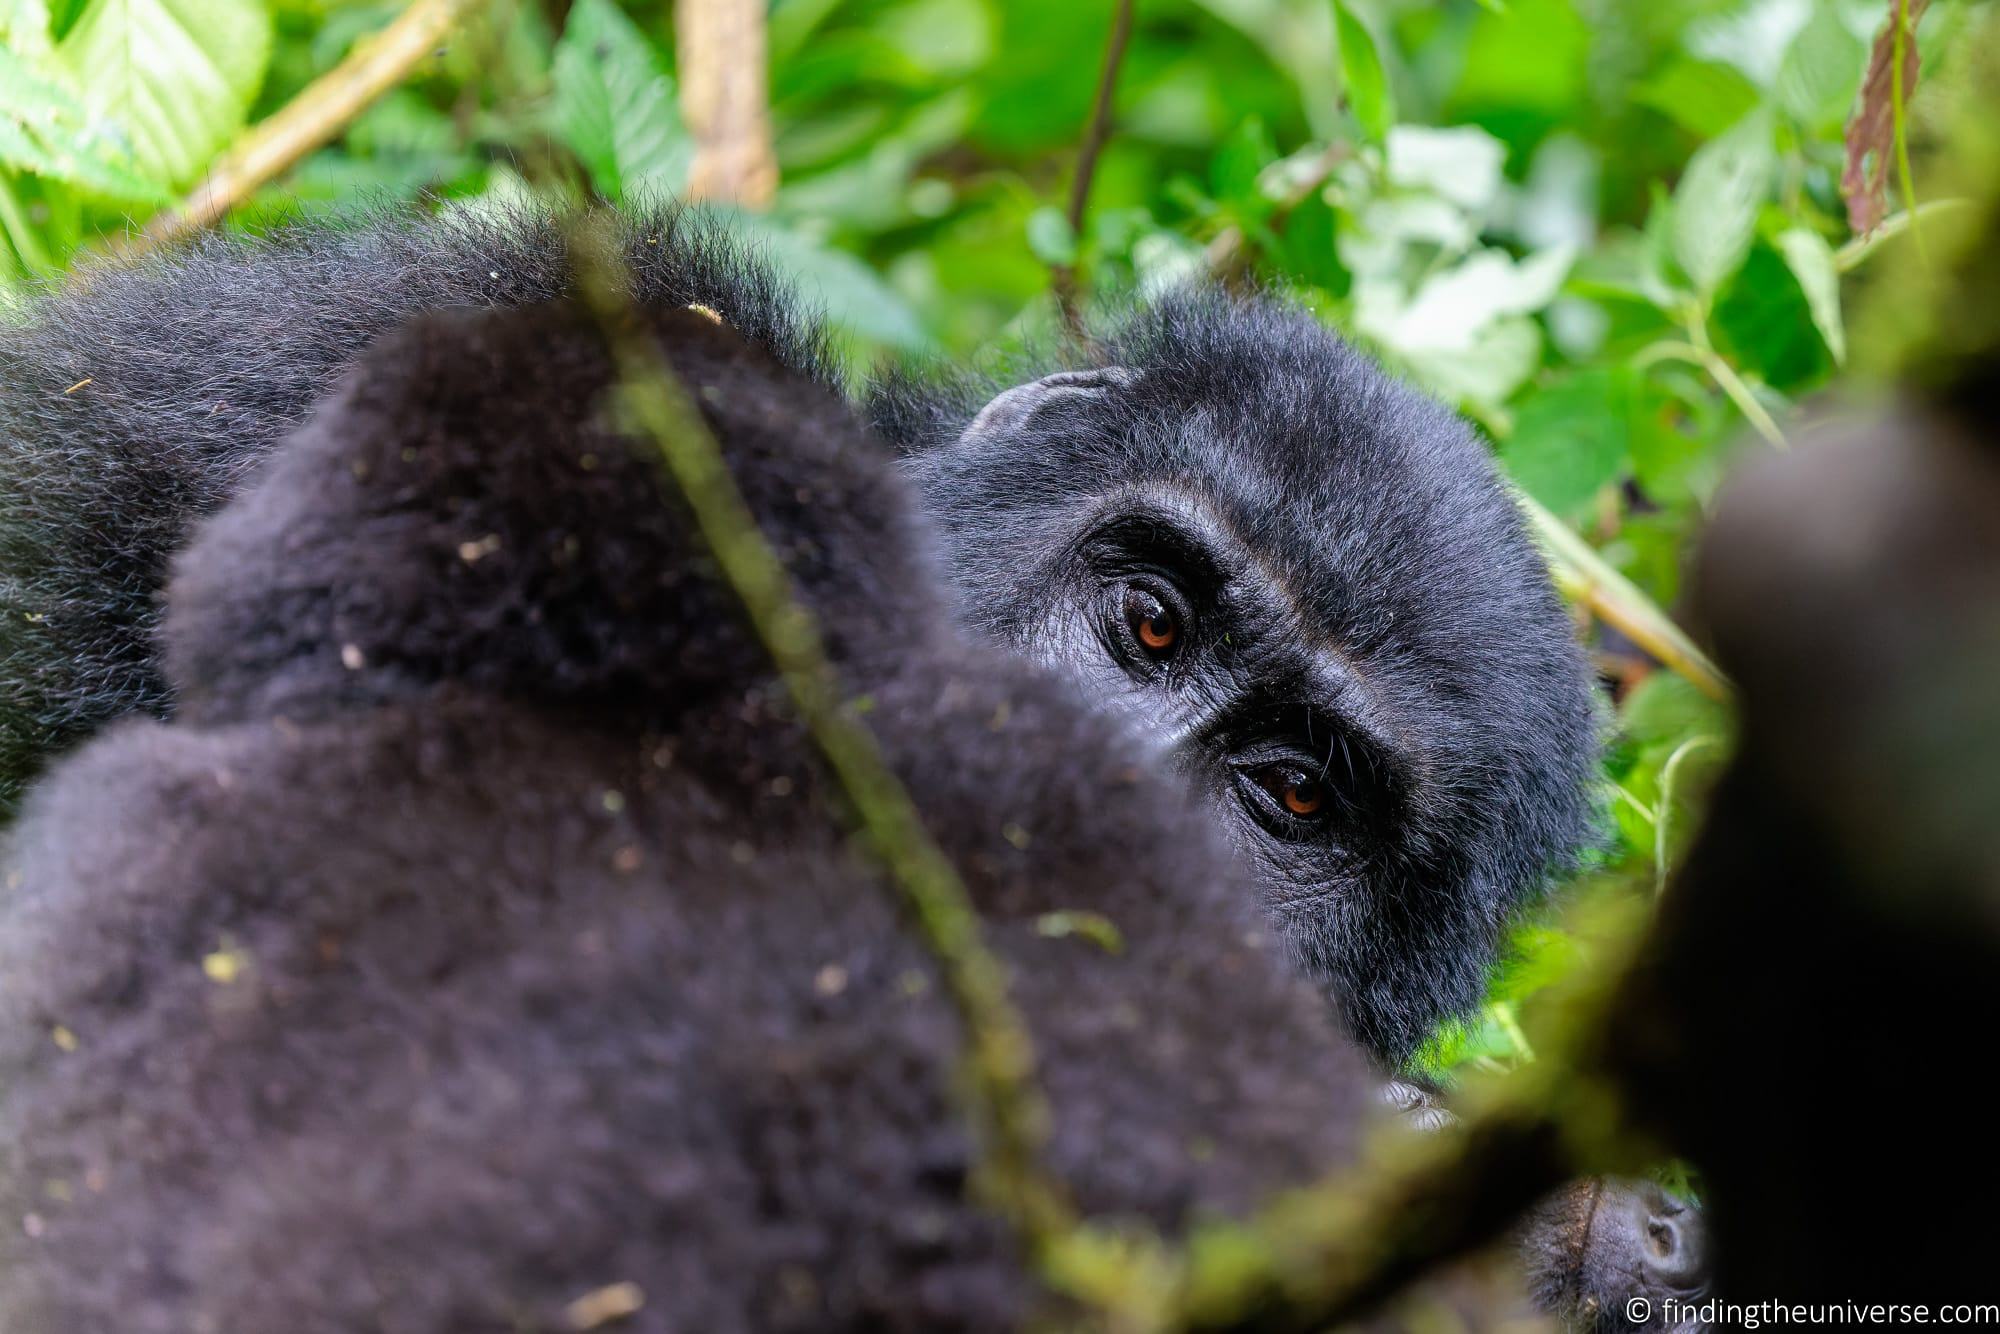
[1386,123,1505,211]
[551,0,690,202]
[1670,109,1774,295]
[1024,205,1077,266]
[57,0,270,190]
[1774,227,1846,366]
[1630,59,1760,140]
[730,214,929,351]
[1503,367,1633,517]
[1775,3,1866,132]
[1332,0,1392,143]
[1208,116,1274,203]
[1189,0,1342,138]
[1620,672,1730,750]
[0,45,168,199]
[0,0,53,57]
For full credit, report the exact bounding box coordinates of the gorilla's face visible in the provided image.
[897,298,1599,1064]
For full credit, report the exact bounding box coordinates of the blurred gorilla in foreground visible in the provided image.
[0,294,1394,1332]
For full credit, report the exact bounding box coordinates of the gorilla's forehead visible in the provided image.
[1092,296,1563,703]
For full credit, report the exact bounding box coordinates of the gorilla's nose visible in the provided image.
[1629,1182,1708,1287]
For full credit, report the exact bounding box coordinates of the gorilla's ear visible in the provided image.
[961,368,1136,444]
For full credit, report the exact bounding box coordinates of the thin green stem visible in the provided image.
[562,217,1075,1258]
[1654,735,1725,895]
[1636,332,1787,450]
[1835,198,1968,271]
[1890,0,1930,268]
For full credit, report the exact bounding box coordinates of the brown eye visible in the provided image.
[1256,766,1327,819]
[1282,777,1325,816]
[1123,586,1179,656]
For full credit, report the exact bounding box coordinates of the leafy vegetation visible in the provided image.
[0,0,1980,1074]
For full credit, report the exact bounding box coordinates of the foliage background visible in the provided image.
[1,0,1979,1074]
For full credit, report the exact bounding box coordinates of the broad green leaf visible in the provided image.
[1775,3,1866,131]
[551,0,690,202]
[1637,182,1686,309]
[1394,314,1542,408]
[1386,124,1505,212]
[1620,671,1731,749]
[1450,0,1587,117]
[1773,227,1846,366]
[1208,116,1274,203]
[1386,244,1575,349]
[1630,59,1760,140]
[1670,109,1774,295]
[1503,367,1633,518]
[1332,0,1391,143]
[57,0,270,189]
[0,45,169,200]
[1024,205,1076,266]
[1190,0,1341,137]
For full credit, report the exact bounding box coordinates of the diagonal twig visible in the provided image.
[562,215,1075,1262]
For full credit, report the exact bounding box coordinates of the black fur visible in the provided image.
[0,207,833,812]
[0,207,1599,1067]
[874,303,1601,1063]
[0,300,1377,1333]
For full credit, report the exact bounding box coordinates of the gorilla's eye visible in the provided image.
[1254,765,1330,821]
[1122,586,1180,657]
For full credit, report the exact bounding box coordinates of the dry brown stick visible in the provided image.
[676,0,779,208]
[129,0,483,253]
[1052,0,1135,337]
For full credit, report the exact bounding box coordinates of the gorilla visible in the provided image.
[0,293,1386,1332]
[0,205,1597,1067]
[0,208,1696,1323]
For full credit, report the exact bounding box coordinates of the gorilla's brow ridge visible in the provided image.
[1093,478,1421,784]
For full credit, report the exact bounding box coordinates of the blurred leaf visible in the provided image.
[1332,1,1391,143]
[1671,109,1774,295]
[1630,59,1760,140]
[1776,3,1866,132]
[1685,0,1810,88]
[1840,0,1929,234]
[1386,123,1506,212]
[1503,367,1634,517]
[879,0,993,76]
[1191,0,1341,137]
[732,213,929,351]
[1621,672,1731,749]
[1412,245,1572,340]
[0,45,168,200]
[552,0,690,202]
[1775,226,1846,365]
[1394,314,1542,408]
[1209,116,1275,203]
[1712,243,1832,391]
[0,0,52,55]
[1025,205,1076,266]
[1451,0,1588,119]
[57,0,270,189]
